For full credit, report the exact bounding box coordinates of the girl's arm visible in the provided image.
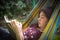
[9,20,24,40]
[4,16,24,40]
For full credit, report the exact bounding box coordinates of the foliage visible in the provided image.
[0,0,32,20]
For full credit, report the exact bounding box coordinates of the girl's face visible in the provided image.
[38,11,48,29]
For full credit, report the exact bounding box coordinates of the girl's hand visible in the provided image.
[9,20,22,33]
[4,16,24,40]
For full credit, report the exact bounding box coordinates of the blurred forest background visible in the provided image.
[0,0,38,27]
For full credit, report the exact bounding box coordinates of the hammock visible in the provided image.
[22,0,57,29]
[48,4,60,40]
[39,2,60,40]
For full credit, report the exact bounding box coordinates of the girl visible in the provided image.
[9,7,52,40]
